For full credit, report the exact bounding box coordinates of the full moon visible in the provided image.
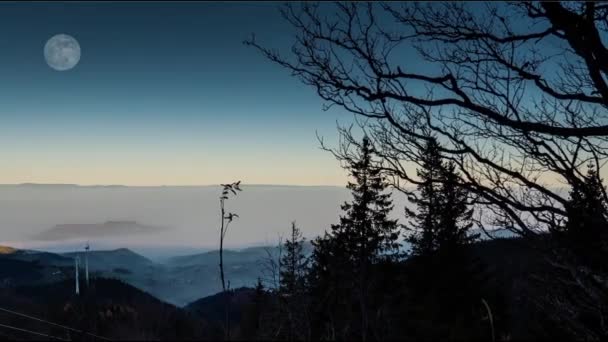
[44,34,81,71]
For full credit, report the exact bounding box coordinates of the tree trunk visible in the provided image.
[220,198,226,292]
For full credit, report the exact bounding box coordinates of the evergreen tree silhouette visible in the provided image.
[406,139,476,257]
[403,139,482,341]
[307,232,343,340]
[566,163,608,266]
[437,160,477,253]
[278,221,310,341]
[279,221,308,297]
[307,136,400,340]
[405,139,444,256]
[331,136,400,265]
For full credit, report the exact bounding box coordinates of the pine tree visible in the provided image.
[278,222,310,341]
[306,232,338,339]
[404,139,481,341]
[436,161,477,253]
[307,136,400,340]
[405,139,444,256]
[307,232,352,340]
[308,233,338,296]
[331,136,401,266]
[405,139,476,257]
[566,163,608,261]
[279,221,308,297]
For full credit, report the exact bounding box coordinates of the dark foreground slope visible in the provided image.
[184,236,596,341]
[0,236,598,340]
[0,278,210,340]
[385,236,586,341]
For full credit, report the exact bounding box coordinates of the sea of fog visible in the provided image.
[0,184,409,260]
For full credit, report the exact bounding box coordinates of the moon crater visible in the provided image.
[44,34,81,71]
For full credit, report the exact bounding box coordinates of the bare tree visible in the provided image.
[245,1,608,238]
[246,3,608,338]
[216,181,242,340]
[259,235,283,291]
[219,181,242,293]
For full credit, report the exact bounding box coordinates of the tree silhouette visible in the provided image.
[279,222,308,297]
[405,139,444,256]
[306,232,342,340]
[217,180,242,340]
[436,160,477,253]
[246,1,608,238]
[246,7,608,333]
[564,163,608,267]
[332,137,400,264]
[278,221,310,341]
[406,139,477,256]
[218,180,242,293]
[307,136,400,340]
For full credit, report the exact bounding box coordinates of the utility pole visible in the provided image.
[74,256,80,295]
[84,242,90,286]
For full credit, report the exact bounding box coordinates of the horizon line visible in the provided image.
[0,182,347,188]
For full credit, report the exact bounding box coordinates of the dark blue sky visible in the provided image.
[0,2,349,185]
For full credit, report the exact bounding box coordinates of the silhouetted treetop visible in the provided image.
[246,1,608,237]
[406,138,477,257]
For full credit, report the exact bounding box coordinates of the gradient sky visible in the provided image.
[0,2,351,186]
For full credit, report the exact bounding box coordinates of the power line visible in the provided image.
[0,306,112,341]
[0,322,68,341]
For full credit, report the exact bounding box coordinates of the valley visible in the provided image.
[0,244,287,306]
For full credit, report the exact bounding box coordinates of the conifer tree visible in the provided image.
[566,163,608,260]
[278,222,310,341]
[331,136,401,266]
[307,232,351,340]
[279,221,308,297]
[405,139,444,256]
[437,161,477,253]
[405,139,476,256]
[308,233,338,297]
[307,136,400,340]
[403,139,481,341]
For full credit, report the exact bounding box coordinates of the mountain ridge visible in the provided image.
[34,221,166,241]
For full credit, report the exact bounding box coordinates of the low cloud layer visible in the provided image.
[34,220,165,241]
[0,184,406,256]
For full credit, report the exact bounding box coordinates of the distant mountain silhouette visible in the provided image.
[0,244,281,306]
[1,248,74,266]
[34,221,165,241]
[168,243,313,267]
[62,248,155,271]
[14,183,128,188]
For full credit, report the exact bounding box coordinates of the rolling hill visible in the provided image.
[62,248,155,271]
[0,245,280,307]
[0,278,212,340]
